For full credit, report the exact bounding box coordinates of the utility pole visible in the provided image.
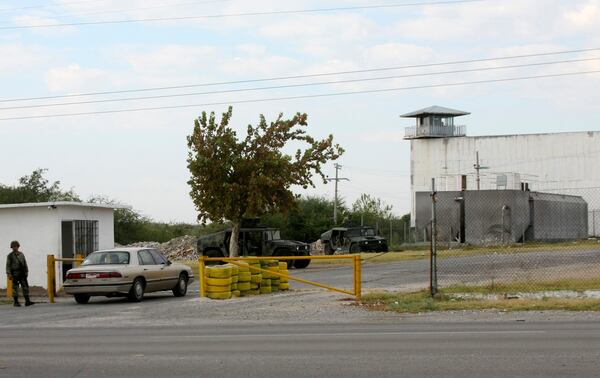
[325,163,349,225]
[473,151,489,190]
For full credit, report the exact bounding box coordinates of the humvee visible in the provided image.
[197,222,311,269]
[320,226,388,254]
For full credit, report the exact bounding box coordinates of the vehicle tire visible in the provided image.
[172,273,188,297]
[74,294,90,304]
[205,249,225,266]
[293,258,311,269]
[349,243,360,253]
[128,278,145,302]
[273,248,294,269]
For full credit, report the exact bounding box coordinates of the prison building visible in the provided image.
[0,202,118,289]
[403,105,600,236]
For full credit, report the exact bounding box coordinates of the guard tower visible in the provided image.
[402,105,469,139]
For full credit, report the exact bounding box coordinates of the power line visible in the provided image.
[0,0,489,29]
[0,0,110,13]
[2,56,599,111]
[2,69,599,121]
[3,47,599,104]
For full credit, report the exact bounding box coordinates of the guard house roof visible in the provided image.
[400,105,470,118]
[0,201,129,210]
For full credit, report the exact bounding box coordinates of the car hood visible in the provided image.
[267,239,309,247]
[348,236,387,242]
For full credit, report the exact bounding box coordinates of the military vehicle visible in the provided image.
[197,221,311,268]
[320,226,388,254]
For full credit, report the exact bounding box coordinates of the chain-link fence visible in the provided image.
[413,187,600,292]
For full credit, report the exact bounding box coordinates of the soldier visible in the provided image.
[6,241,34,307]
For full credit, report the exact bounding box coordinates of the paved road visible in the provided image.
[1,321,599,378]
[291,248,600,290]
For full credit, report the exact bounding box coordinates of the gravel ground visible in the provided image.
[3,287,600,329]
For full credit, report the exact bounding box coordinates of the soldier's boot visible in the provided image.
[13,296,21,307]
[25,296,34,306]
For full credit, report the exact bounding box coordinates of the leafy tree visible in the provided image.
[187,106,344,256]
[0,168,79,204]
[351,193,393,219]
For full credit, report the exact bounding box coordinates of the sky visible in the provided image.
[1,0,600,223]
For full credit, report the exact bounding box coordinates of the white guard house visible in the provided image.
[1,202,119,289]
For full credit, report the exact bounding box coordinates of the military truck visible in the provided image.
[320,226,388,254]
[197,221,311,268]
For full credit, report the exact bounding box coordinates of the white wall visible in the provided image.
[410,131,600,231]
[1,205,115,289]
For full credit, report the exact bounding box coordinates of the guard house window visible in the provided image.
[74,220,99,256]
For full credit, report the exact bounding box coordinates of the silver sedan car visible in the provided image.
[64,247,194,304]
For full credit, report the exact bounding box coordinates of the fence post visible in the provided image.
[354,255,362,300]
[430,178,438,297]
[6,277,13,298]
[198,256,206,298]
[47,255,55,304]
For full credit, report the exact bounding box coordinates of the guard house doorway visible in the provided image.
[61,220,99,280]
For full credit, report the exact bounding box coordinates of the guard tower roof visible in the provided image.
[400,105,470,118]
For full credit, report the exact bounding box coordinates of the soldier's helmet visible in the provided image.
[10,240,20,248]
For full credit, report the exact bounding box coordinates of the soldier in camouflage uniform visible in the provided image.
[6,241,34,307]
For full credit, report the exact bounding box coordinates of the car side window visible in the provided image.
[138,250,155,265]
[150,250,167,265]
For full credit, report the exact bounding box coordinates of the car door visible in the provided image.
[137,249,161,292]
[150,249,178,290]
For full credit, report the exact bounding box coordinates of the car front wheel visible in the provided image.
[173,273,188,297]
[128,278,145,302]
[74,294,90,304]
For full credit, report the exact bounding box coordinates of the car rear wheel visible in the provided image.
[173,273,188,297]
[128,278,145,302]
[74,294,90,304]
[349,243,360,253]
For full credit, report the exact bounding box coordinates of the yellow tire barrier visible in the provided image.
[262,279,272,287]
[271,286,279,293]
[231,283,238,290]
[280,283,290,290]
[231,264,239,276]
[260,286,272,294]
[232,290,241,297]
[206,265,233,278]
[248,289,260,295]
[250,283,259,290]
[205,277,232,286]
[206,285,231,293]
[236,262,250,272]
[280,270,289,283]
[238,272,251,282]
[278,262,287,270]
[250,274,262,284]
[207,291,232,300]
[238,282,251,291]
[232,275,239,283]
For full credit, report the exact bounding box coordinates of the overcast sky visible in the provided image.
[1,0,600,222]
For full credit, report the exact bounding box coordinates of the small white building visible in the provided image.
[1,202,118,289]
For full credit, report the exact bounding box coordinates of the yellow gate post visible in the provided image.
[6,277,13,298]
[47,255,55,304]
[354,255,362,300]
[198,256,206,298]
[74,254,84,267]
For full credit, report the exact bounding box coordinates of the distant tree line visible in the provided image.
[1,169,410,248]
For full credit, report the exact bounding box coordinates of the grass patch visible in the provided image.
[362,279,600,313]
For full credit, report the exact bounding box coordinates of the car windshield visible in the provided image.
[82,251,130,266]
[346,229,361,237]
[362,228,376,236]
[264,230,281,240]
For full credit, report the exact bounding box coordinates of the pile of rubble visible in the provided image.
[121,235,198,260]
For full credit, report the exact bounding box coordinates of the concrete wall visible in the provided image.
[410,131,600,235]
[529,193,588,240]
[0,205,114,289]
[414,190,588,245]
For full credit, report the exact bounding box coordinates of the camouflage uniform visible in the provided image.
[6,250,30,302]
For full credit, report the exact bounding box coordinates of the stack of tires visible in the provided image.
[259,260,274,294]
[249,260,262,295]
[205,264,233,300]
[237,262,252,296]
[278,261,290,291]
[267,260,281,293]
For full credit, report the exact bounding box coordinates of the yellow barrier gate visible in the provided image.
[6,277,13,298]
[199,255,362,300]
[47,254,84,303]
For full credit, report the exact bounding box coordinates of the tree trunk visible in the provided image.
[229,220,241,257]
